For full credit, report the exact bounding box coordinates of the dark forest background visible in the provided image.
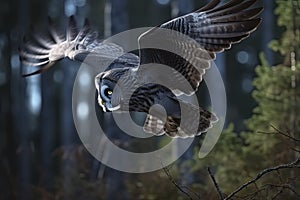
[0,0,299,199]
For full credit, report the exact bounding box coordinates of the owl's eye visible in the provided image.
[100,85,113,101]
[104,88,113,97]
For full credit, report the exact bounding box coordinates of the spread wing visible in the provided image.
[19,16,139,76]
[138,0,263,95]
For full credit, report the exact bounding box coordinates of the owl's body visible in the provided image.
[20,0,263,138]
[95,54,217,137]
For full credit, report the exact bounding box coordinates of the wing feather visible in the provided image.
[19,16,136,76]
[138,0,262,95]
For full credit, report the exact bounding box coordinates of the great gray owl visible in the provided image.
[19,0,262,138]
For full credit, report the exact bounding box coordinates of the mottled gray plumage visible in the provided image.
[19,0,262,138]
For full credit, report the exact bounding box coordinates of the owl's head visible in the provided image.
[94,68,131,112]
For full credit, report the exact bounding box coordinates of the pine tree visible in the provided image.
[185,0,300,199]
[245,0,300,164]
[239,0,300,197]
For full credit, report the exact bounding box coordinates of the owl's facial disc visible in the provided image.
[100,85,113,102]
[98,83,120,112]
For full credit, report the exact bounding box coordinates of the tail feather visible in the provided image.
[143,115,165,136]
[67,16,78,41]
[143,99,218,138]
[19,16,96,76]
[20,17,77,76]
[20,16,128,76]
[169,101,218,138]
[48,17,65,43]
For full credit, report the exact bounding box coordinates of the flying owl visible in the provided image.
[19,0,262,138]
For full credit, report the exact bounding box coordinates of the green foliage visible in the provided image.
[184,0,300,199]
[246,0,300,151]
[247,53,300,132]
[269,0,300,58]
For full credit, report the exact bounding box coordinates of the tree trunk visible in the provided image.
[103,0,130,199]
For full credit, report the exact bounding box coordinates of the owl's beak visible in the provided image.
[98,95,120,112]
[106,103,120,111]
[98,96,107,112]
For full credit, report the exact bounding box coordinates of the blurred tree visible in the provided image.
[184,0,300,199]
[243,0,300,195]
[246,0,300,168]
[101,0,130,199]
[225,0,265,131]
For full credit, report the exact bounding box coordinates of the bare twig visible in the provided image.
[181,185,202,200]
[253,182,261,199]
[270,124,300,142]
[275,170,283,183]
[290,147,300,153]
[285,184,300,197]
[208,167,224,200]
[257,130,300,142]
[271,189,283,200]
[224,157,300,200]
[237,187,267,200]
[162,166,195,200]
[256,125,300,142]
[159,157,201,200]
[266,184,300,198]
